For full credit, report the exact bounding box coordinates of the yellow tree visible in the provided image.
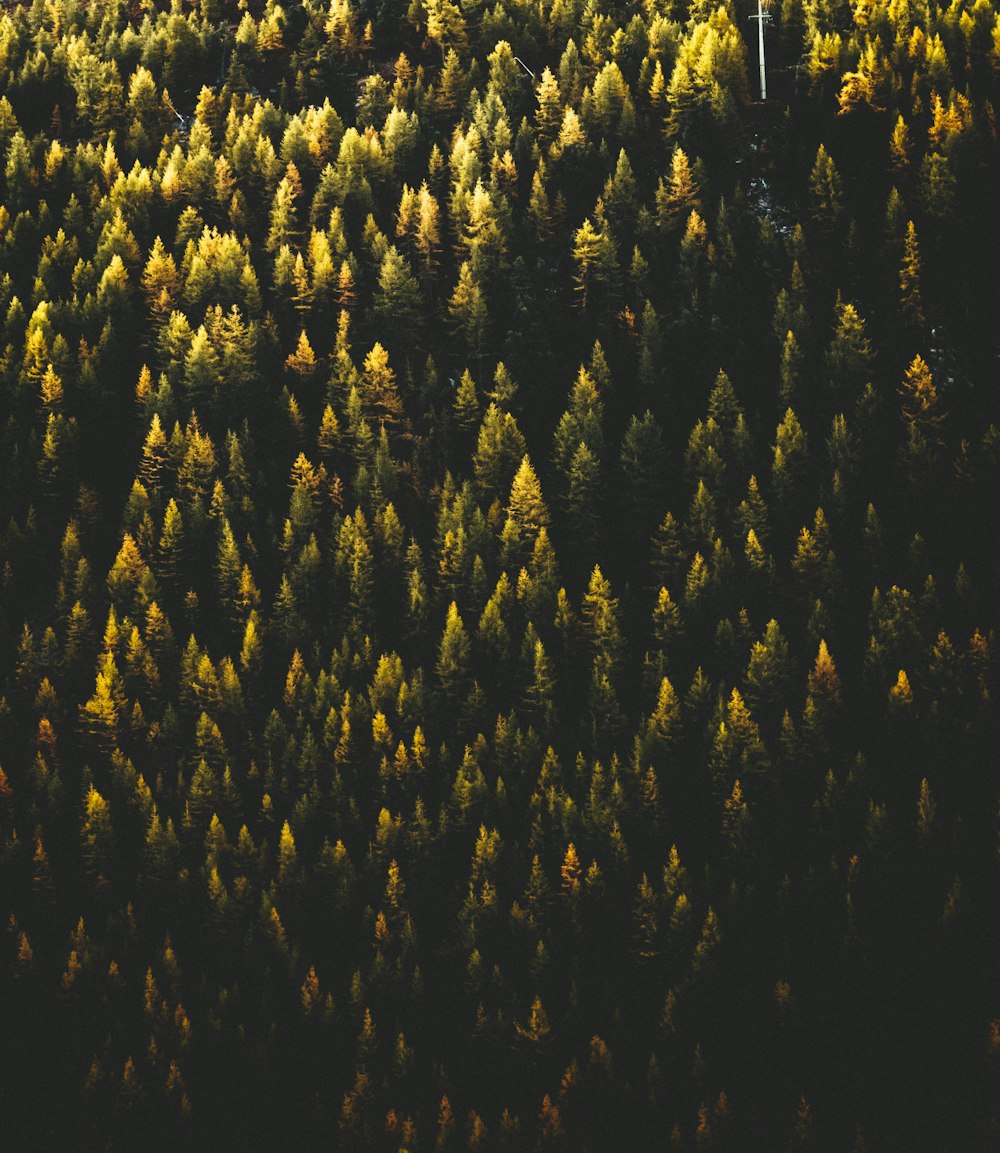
[899,220,924,326]
[423,0,466,60]
[360,343,404,431]
[899,354,943,433]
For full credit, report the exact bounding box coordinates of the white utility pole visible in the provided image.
[749,0,772,101]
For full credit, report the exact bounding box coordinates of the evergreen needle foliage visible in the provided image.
[0,0,999,1148]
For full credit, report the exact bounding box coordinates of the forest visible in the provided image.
[0,0,999,1146]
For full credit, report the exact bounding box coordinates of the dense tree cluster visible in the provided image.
[1,0,1000,1147]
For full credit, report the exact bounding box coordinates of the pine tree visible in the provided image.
[449,261,489,360]
[473,404,526,499]
[553,367,604,474]
[285,329,318,380]
[745,619,792,711]
[827,300,874,402]
[889,114,911,171]
[809,144,844,232]
[82,785,115,884]
[424,0,467,59]
[453,370,480,432]
[158,499,185,589]
[920,152,956,219]
[505,456,550,547]
[267,176,300,253]
[373,247,422,350]
[535,68,563,142]
[565,441,602,552]
[360,343,404,431]
[899,221,924,327]
[572,219,617,313]
[899,354,943,437]
[657,146,701,230]
[437,602,471,705]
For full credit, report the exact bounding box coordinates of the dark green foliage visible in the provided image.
[0,0,998,1149]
